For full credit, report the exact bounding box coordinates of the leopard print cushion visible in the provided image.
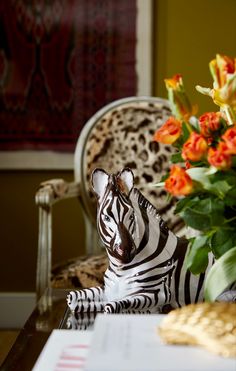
[51,254,108,289]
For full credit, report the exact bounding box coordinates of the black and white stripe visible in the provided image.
[67,168,213,314]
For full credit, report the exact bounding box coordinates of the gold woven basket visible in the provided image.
[158,302,236,358]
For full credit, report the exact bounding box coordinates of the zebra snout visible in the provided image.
[109,222,136,263]
[113,242,135,263]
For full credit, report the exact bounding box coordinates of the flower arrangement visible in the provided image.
[153,54,236,301]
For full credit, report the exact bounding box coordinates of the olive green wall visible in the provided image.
[154,0,236,114]
[1,0,236,292]
[0,171,85,292]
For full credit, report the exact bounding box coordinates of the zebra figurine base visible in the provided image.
[67,168,212,314]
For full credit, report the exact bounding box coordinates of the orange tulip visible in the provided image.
[153,117,182,145]
[164,74,197,121]
[165,165,193,196]
[199,112,222,137]
[207,142,232,170]
[182,132,208,162]
[165,74,183,90]
[222,126,236,155]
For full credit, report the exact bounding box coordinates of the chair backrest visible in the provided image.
[74,96,183,253]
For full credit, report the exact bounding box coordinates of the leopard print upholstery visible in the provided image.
[51,254,108,289]
[52,98,184,290]
[82,98,183,232]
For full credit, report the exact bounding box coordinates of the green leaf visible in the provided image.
[184,235,210,274]
[187,167,232,197]
[209,169,236,185]
[232,155,236,168]
[171,152,183,163]
[207,180,232,198]
[179,198,225,231]
[174,196,196,214]
[210,228,236,258]
[204,246,236,301]
[180,207,210,230]
[225,186,236,206]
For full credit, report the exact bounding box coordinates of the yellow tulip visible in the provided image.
[196,54,236,125]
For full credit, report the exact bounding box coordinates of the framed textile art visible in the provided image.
[0,0,152,167]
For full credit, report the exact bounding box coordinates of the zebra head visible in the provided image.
[91,168,136,264]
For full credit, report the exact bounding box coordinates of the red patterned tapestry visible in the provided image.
[0,0,137,151]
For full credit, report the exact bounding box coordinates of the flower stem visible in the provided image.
[223,105,236,126]
[184,120,194,134]
[223,215,236,224]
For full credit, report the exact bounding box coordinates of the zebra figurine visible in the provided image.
[67,167,213,314]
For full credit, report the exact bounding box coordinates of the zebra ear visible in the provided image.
[91,168,109,199]
[117,168,134,194]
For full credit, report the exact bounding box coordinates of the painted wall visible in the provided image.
[0,171,85,292]
[1,0,236,292]
[154,0,236,114]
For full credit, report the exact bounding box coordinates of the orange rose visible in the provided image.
[199,112,222,137]
[153,117,182,145]
[207,142,232,170]
[185,160,192,169]
[182,132,208,162]
[165,165,193,196]
[222,126,236,155]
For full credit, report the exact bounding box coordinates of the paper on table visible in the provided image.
[85,314,236,371]
[32,330,92,371]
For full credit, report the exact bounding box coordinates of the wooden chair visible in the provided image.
[35,96,183,303]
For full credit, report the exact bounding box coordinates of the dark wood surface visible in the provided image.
[1,289,70,371]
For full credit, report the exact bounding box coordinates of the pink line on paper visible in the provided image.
[61,355,86,361]
[56,362,84,369]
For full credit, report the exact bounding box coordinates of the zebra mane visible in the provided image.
[131,187,163,222]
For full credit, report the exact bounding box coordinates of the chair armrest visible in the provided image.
[35,179,80,307]
[35,179,80,208]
